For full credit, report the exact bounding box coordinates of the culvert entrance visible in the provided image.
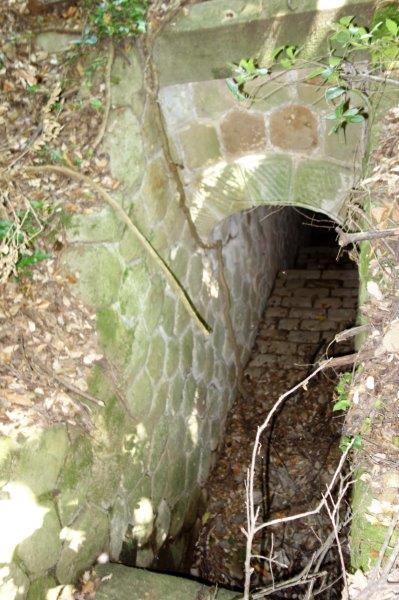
[188,209,359,596]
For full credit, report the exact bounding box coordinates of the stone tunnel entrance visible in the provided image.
[156,207,359,597]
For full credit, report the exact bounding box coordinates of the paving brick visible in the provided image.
[314,297,342,309]
[296,343,320,358]
[279,318,300,331]
[267,340,298,355]
[322,270,358,280]
[268,296,283,307]
[331,288,358,297]
[289,308,326,319]
[265,307,289,318]
[288,330,320,343]
[281,295,313,308]
[342,297,358,308]
[258,328,286,341]
[343,279,359,288]
[273,288,293,297]
[300,319,336,331]
[296,288,330,298]
[282,269,321,279]
[327,308,357,321]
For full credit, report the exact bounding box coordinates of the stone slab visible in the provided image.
[95,563,237,599]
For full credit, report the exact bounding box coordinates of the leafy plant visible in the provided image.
[0,201,53,279]
[227,14,399,133]
[326,100,365,134]
[87,0,147,40]
[333,371,352,412]
[340,433,362,452]
[226,58,268,101]
[272,45,301,69]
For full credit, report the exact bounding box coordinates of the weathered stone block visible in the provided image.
[0,563,29,600]
[56,506,109,584]
[327,308,357,321]
[119,263,150,321]
[26,576,57,600]
[300,319,335,331]
[146,334,166,382]
[278,318,300,330]
[125,370,153,421]
[110,48,143,106]
[61,245,123,311]
[14,425,68,496]
[293,160,347,208]
[57,435,93,526]
[179,122,221,169]
[141,157,171,223]
[18,502,61,575]
[104,109,144,191]
[324,122,364,163]
[245,77,295,111]
[97,308,134,369]
[269,104,318,152]
[220,109,267,157]
[288,330,320,344]
[193,80,235,118]
[66,208,122,244]
[159,84,195,129]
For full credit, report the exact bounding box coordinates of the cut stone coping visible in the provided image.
[154,0,374,85]
[95,563,238,599]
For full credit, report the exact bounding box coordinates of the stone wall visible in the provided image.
[159,75,365,240]
[0,0,376,597]
[0,47,306,600]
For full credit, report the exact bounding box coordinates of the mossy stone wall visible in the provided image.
[0,1,383,597]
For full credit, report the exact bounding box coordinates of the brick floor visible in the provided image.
[251,246,359,369]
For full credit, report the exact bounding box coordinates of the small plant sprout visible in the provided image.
[333,372,352,412]
[226,58,268,100]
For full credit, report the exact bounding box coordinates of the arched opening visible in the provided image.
[185,205,359,594]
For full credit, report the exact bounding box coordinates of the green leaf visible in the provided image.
[353,434,363,449]
[280,58,293,69]
[325,86,346,101]
[333,399,350,412]
[386,18,398,36]
[332,29,351,45]
[347,114,365,123]
[343,107,360,117]
[339,15,354,27]
[272,45,285,60]
[329,55,342,67]
[17,250,51,269]
[339,435,352,452]
[90,97,103,110]
[226,78,246,101]
[306,66,325,80]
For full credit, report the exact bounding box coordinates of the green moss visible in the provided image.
[97,307,134,368]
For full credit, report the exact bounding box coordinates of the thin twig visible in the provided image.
[337,226,399,246]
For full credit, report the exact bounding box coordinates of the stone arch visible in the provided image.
[159,78,365,241]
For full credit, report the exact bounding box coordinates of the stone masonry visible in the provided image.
[194,244,359,588]
[0,0,380,596]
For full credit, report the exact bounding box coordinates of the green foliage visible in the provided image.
[226,58,268,101]
[333,372,352,412]
[228,14,399,133]
[86,0,147,41]
[0,201,53,278]
[272,45,301,69]
[90,97,103,110]
[340,433,362,452]
[326,101,365,134]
